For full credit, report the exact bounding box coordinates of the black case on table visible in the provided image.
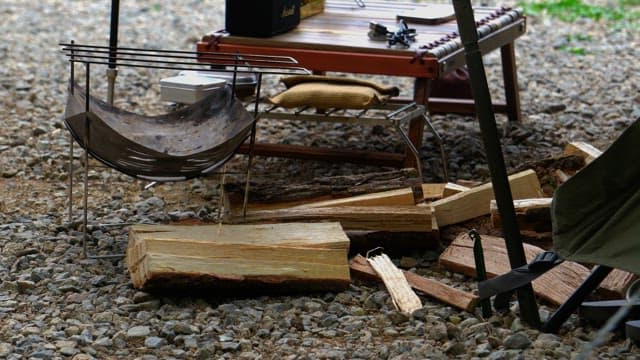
[225,0,301,37]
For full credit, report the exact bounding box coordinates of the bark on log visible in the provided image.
[226,168,420,204]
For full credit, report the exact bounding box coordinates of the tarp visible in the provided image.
[552,117,640,275]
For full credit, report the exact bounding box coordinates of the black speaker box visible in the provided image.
[225,0,301,37]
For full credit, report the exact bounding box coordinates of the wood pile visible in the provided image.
[124,141,636,312]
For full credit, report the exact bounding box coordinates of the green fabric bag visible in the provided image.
[552,117,640,275]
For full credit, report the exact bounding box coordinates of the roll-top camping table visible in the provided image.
[197,1,526,167]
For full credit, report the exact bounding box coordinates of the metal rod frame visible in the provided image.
[63,43,308,259]
[60,43,310,76]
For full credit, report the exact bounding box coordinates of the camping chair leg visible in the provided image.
[543,265,613,333]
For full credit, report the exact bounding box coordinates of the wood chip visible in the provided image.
[367,253,422,314]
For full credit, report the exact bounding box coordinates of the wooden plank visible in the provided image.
[601,269,638,296]
[368,254,422,314]
[442,182,470,198]
[126,223,351,292]
[490,198,552,233]
[350,254,478,312]
[296,187,419,208]
[291,183,456,208]
[438,233,625,305]
[234,205,434,232]
[421,183,447,200]
[564,142,602,164]
[429,169,544,227]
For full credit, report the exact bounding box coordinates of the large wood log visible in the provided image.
[226,168,420,204]
[350,255,478,312]
[438,233,627,305]
[429,169,544,227]
[490,198,552,233]
[233,205,435,232]
[126,223,351,293]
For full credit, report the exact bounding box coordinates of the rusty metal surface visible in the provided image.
[64,83,254,181]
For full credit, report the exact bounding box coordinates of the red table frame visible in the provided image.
[197,4,526,168]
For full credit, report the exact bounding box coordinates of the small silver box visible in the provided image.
[179,70,257,98]
[160,74,226,104]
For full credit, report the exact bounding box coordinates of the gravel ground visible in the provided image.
[1,0,639,359]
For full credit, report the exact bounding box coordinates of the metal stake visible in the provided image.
[107,0,120,105]
[243,73,263,219]
[83,63,91,258]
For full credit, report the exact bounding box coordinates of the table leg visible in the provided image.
[500,42,522,123]
[404,78,430,169]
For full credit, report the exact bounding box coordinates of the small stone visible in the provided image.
[0,342,13,357]
[16,280,36,293]
[60,347,80,356]
[71,354,94,360]
[443,341,466,356]
[221,341,240,352]
[386,311,410,325]
[127,326,151,338]
[29,349,55,359]
[183,335,198,349]
[411,306,429,321]
[459,317,480,329]
[503,331,532,350]
[173,322,196,335]
[144,336,165,349]
[320,314,339,328]
[93,337,113,347]
[304,301,323,312]
[132,291,153,303]
[428,322,448,341]
[475,343,492,357]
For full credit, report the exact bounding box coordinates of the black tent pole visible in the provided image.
[107,0,120,105]
[450,0,540,328]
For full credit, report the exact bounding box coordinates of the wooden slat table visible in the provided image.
[197,1,527,168]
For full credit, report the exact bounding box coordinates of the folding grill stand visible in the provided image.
[62,42,309,259]
[451,0,540,326]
